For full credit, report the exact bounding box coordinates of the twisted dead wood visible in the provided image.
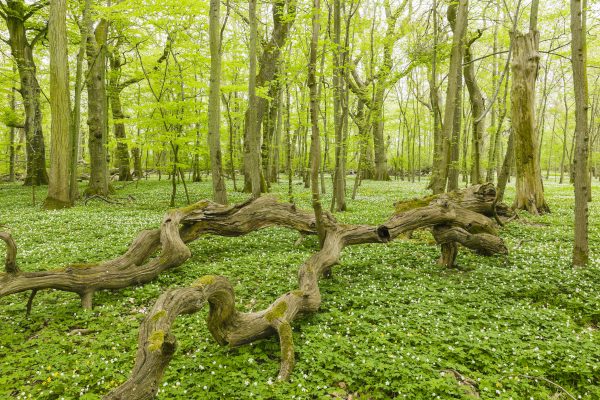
[105,193,508,400]
[0,197,316,309]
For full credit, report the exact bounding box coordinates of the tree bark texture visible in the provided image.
[510,31,549,214]
[45,0,72,209]
[208,0,228,204]
[570,0,589,266]
[429,0,468,194]
[85,19,111,196]
[3,0,48,186]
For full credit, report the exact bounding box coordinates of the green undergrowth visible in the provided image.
[0,177,599,399]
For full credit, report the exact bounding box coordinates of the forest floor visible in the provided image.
[0,177,599,399]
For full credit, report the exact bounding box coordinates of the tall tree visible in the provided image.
[69,0,91,201]
[570,0,588,266]
[207,0,228,204]
[510,0,549,214]
[44,0,71,209]
[85,17,111,196]
[0,0,48,185]
[108,35,141,182]
[309,0,325,245]
[463,30,485,185]
[245,0,261,198]
[429,0,468,194]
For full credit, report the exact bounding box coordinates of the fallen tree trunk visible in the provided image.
[0,197,316,309]
[104,188,508,399]
[1,185,509,311]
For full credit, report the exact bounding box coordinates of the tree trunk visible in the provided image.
[3,1,49,186]
[464,32,485,185]
[570,0,589,266]
[309,0,325,245]
[243,0,296,193]
[85,19,111,196]
[245,0,261,198]
[429,0,468,194]
[208,0,228,204]
[69,0,91,201]
[44,0,72,209]
[510,28,549,214]
[108,49,133,182]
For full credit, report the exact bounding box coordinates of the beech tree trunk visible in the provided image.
[108,44,135,182]
[208,0,228,204]
[464,32,485,185]
[3,0,49,186]
[44,0,71,209]
[85,19,111,196]
[429,0,468,194]
[570,0,589,266]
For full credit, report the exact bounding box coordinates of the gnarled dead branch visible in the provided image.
[105,185,508,399]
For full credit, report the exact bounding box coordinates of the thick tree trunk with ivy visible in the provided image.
[85,19,111,196]
[3,0,48,186]
[510,30,549,214]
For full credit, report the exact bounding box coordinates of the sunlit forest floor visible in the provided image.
[1,176,599,399]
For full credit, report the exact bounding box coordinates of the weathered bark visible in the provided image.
[44,0,72,209]
[0,197,318,308]
[208,0,228,204]
[105,185,507,399]
[570,0,589,266]
[3,0,48,186]
[510,30,549,214]
[85,19,111,196]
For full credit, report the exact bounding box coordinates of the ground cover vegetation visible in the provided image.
[0,179,599,399]
[1,0,599,398]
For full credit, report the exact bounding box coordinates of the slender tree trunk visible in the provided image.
[429,0,468,194]
[69,0,91,201]
[464,32,485,185]
[309,0,325,245]
[208,0,228,204]
[108,48,133,182]
[331,0,346,211]
[446,2,467,192]
[8,67,16,182]
[45,0,72,209]
[85,19,111,196]
[570,0,589,266]
[246,0,261,198]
